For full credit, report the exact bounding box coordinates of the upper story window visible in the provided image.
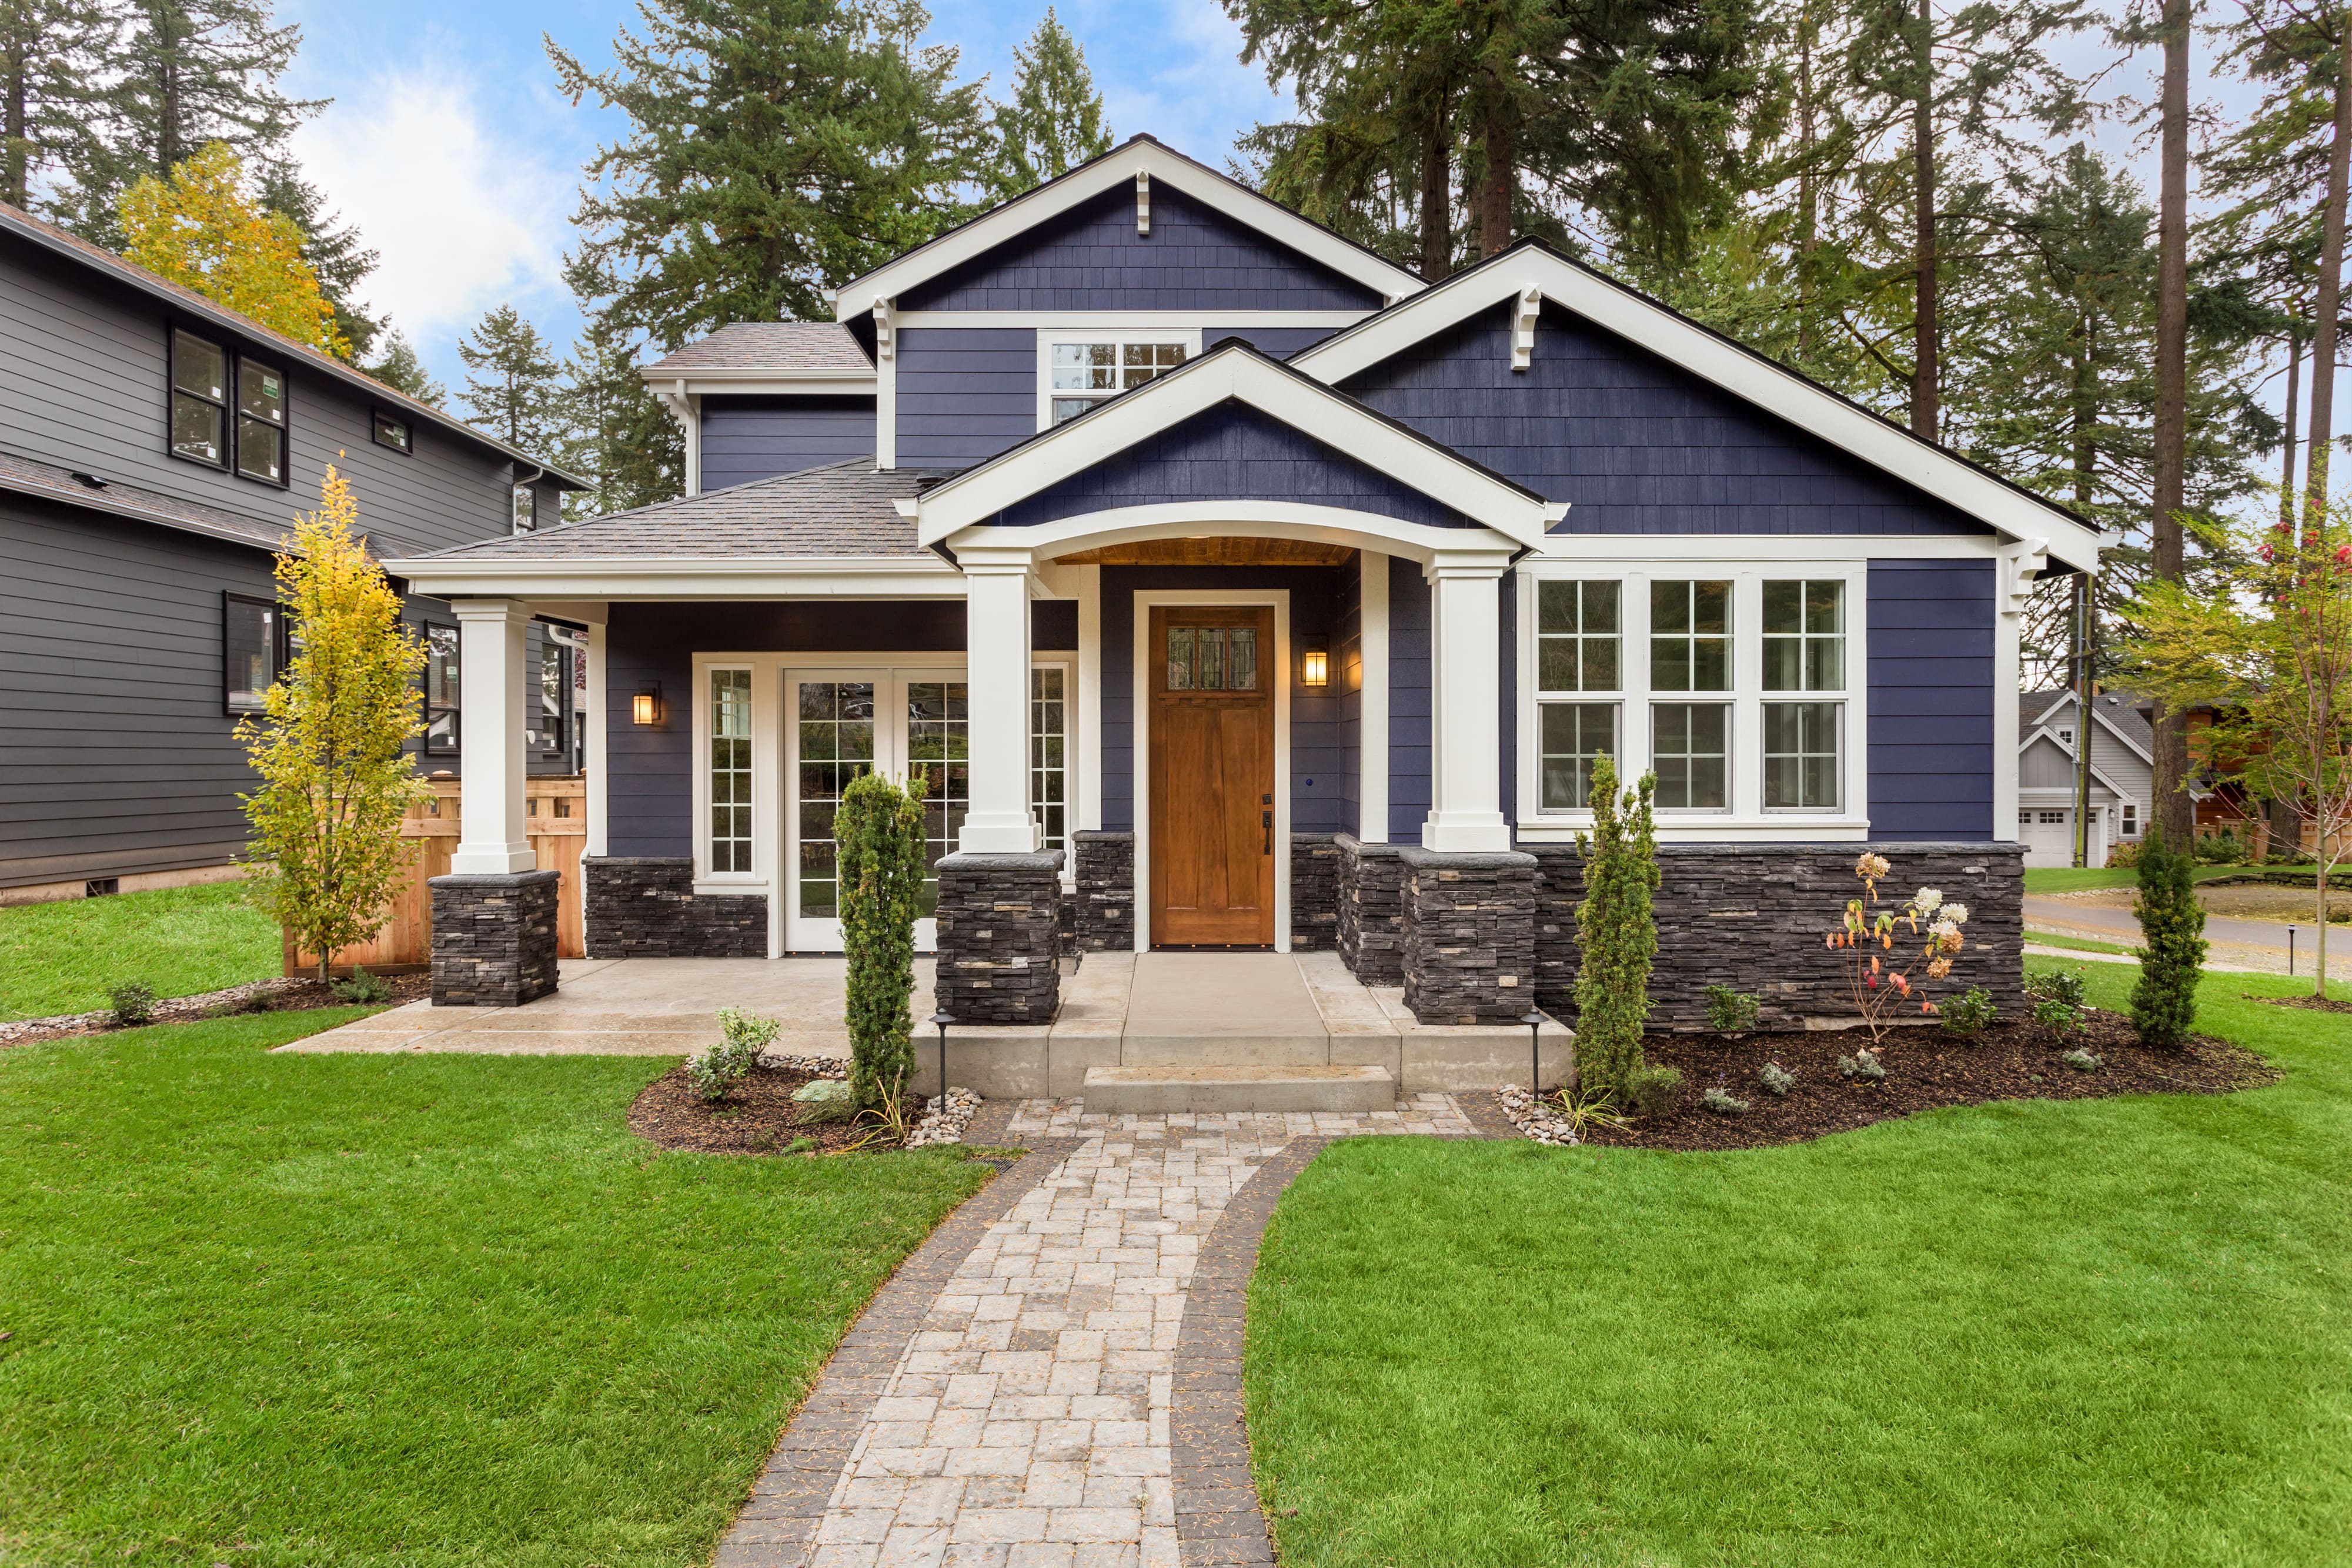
[372,409,413,454]
[171,325,288,486]
[1048,339,1188,424]
[513,484,537,533]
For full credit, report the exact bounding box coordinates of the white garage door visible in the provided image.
[2020,807,2107,867]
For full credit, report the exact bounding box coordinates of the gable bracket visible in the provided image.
[873,297,896,362]
[2000,537,2049,616]
[1136,169,1151,236]
[1512,285,1542,371]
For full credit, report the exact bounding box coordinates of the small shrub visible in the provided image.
[2107,838,2142,868]
[1758,1061,1796,1096]
[330,965,393,1004]
[1939,987,1998,1041]
[1548,1085,1632,1136]
[2130,826,2207,1048]
[1621,1063,1681,1117]
[2062,1047,2104,1073]
[1704,984,1760,1034]
[2026,968,2086,1008]
[1838,1047,1885,1082]
[1702,1086,1749,1115]
[106,981,157,1027]
[690,1006,779,1102]
[2034,996,2084,1034]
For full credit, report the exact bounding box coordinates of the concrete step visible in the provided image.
[1081,1063,1397,1114]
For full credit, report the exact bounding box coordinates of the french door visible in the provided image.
[784,667,969,952]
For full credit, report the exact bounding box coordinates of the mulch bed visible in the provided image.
[0,971,432,1047]
[1580,1011,2278,1152]
[629,1062,898,1156]
[2251,993,2352,1014]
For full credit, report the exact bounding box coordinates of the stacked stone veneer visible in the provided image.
[1524,841,2027,1029]
[935,850,1064,1024]
[429,870,560,1007]
[1071,831,1135,952]
[1399,847,1539,1024]
[1336,835,1406,984]
[1291,834,1341,951]
[581,857,767,958]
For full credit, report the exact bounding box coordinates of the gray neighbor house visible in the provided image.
[0,200,581,907]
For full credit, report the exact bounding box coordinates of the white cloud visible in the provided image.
[290,64,574,348]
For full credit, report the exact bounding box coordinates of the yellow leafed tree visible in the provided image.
[238,466,427,979]
[122,142,350,357]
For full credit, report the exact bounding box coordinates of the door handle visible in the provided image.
[1262,810,1272,854]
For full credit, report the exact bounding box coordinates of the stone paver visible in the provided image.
[716,1095,1473,1567]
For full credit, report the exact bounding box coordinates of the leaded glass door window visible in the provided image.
[793,679,876,917]
[906,680,968,917]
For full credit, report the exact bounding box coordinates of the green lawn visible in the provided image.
[0,1009,993,1566]
[1246,961,2352,1566]
[0,880,280,1020]
[2022,927,2137,955]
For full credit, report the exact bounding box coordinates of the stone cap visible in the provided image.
[1334,834,1402,858]
[1071,830,1133,843]
[428,869,563,889]
[937,850,1067,872]
[1398,845,1537,871]
[1519,840,2027,860]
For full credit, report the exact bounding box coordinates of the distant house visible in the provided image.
[0,200,583,906]
[2016,688,2153,867]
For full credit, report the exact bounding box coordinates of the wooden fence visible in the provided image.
[283,777,587,975]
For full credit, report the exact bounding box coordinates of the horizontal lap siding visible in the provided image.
[900,187,1381,312]
[1,242,522,555]
[699,396,876,488]
[1869,559,1994,840]
[1341,300,1992,536]
[896,327,1034,470]
[993,402,1472,530]
[1388,554,1431,842]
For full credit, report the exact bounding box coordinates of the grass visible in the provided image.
[1246,960,2352,1566]
[2023,927,2137,955]
[0,880,280,1020]
[0,1008,994,1566]
[2022,863,2321,894]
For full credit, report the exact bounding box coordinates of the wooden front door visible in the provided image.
[1150,606,1276,947]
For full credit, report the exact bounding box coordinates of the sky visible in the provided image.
[275,1,2284,414]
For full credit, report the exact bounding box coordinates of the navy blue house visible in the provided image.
[392,137,2100,1034]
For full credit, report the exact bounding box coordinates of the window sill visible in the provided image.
[694,877,770,897]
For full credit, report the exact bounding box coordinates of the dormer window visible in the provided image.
[1044,335,1191,426]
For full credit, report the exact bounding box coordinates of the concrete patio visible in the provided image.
[280,950,1572,1102]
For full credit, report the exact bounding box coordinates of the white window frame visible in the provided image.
[694,661,766,891]
[1515,558,1869,841]
[1034,327,1202,431]
[1032,658,1074,856]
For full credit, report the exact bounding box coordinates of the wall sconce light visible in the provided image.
[1301,634,1330,690]
[632,685,663,726]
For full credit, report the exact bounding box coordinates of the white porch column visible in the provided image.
[449,599,536,874]
[1422,551,1514,853]
[958,547,1041,852]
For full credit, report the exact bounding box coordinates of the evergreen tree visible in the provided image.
[363,327,443,406]
[2129,826,2206,1047]
[553,315,682,519]
[1573,753,1673,1110]
[987,8,1109,200]
[456,304,564,454]
[256,161,382,360]
[546,0,991,348]
[836,770,926,1114]
[1,0,113,212]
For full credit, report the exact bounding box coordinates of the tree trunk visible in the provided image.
[2283,329,2304,529]
[1478,93,1514,258]
[2151,0,2196,846]
[2072,327,2096,868]
[2318,857,2331,997]
[1797,12,1819,364]
[1909,0,1938,439]
[1419,120,1451,282]
[4,21,27,210]
[2306,23,2352,529]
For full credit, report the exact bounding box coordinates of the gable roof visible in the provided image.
[831,135,1426,319]
[2019,727,2138,802]
[0,199,589,488]
[2022,688,2155,764]
[642,322,874,377]
[1290,239,2104,574]
[911,339,1561,552]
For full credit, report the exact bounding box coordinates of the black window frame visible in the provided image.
[165,319,293,489]
[222,591,290,716]
[372,406,415,456]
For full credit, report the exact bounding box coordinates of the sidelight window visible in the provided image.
[711,668,754,872]
[422,623,460,752]
[1033,667,1066,853]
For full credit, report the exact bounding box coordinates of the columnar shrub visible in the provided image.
[2131,826,2207,1048]
[837,770,926,1111]
[1573,754,1663,1106]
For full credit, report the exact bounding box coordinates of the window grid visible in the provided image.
[1033,668,1066,854]
[1536,580,1621,693]
[1650,580,1730,691]
[1763,579,1845,692]
[1652,702,1730,810]
[795,680,874,913]
[1539,702,1618,810]
[710,669,754,874]
[1050,339,1188,424]
[1165,626,1258,691]
[907,681,970,917]
[1763,700,1842,810]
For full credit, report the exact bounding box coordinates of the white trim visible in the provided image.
[950,508,1523,570]
[1359,551,1389,843]
[2025,690,2158,770]
[877,345,898,469]
[652,378,701,497]
[914,346,1558,549]
[1033,327,1203,432]
[1032,656,1077,877]
[448,599,537,874]
[1073,564,1104,834]
[1289,249,2105,574]
[2021,726,2140,804]
[691,659,770,905]
[1130,589,1291,954]
[671,372,877,398]
[895,310,1369,329]
[1522,533,2005,562]
[585,620,608,857]
[834,140,1425,317]
[382,557,965,599]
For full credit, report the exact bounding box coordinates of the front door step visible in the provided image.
[1081,1063,1396,1114]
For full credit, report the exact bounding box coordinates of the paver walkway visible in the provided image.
[718,1095,1475,1568]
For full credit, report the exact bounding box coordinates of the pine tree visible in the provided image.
[363,327,443,405]
[1,0,113,212]
[547,0,990,347]
[2129,826,2206,1047]
[987,8,1108,200]
[120,140,344,352]
[553,315,681,519]
[256,161,382,360]
[1573,753,1673,1111]
[456,304,564,454]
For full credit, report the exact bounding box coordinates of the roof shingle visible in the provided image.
[643,323,874,375]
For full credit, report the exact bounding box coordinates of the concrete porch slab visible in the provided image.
[1081,1063,1397,1114]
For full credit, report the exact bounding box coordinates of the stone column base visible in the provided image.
[1071,831,1134,952]
[1336,835,1405,985]
[430,869,561,1007]
[1399,847,1538,1024]
[1290,834,1341,951]
[581,856,767,958]
[936,850,1065,1024]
